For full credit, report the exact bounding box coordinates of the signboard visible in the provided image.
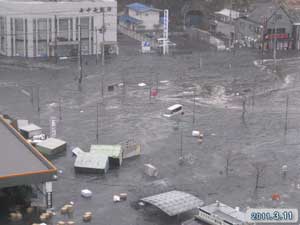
[141,41,151,53]
[50,116,56,138]
[151,88,158,97]
[163,9,169,55]
[265,33,289,40]
[45,182,53,209]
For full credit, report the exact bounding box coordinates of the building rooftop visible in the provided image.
[215,8,240,19]
[281,0,300,23]
[199,201,247,224]
[90,144,122,158]
[240,2,276,24]
[0,115,57,188]
[141,190,204,216]
[126,2,159,12]
[0,0,116,15]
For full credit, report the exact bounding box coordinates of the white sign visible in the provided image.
[50,116,56,138]
[141,41,151,53]
[45,182,53,208]
[163,9,169,55]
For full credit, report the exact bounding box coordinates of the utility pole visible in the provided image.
[261,24,264,65]
[229,0,232,47]
[101,10,105,97]
[54,15,58,64]
[179,124,183,164]
[284,95,289,136]
[96,102,100,144]
[78,25,83,85]
[37,86,40,124]
[192,90,196,124]
[102,11,105,67]
[95,27,98,64]
[273,11,278,68]
[30,86,34,107]
[59,97,62,121]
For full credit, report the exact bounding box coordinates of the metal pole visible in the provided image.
[261,23,265,65]
[95,27,98,64]
[284,95,289,135]
[273,12,277,68]
[101,11,105,97]
[78,25,83,85]
[102,11,105,67]
[54,15,58,64]
[96,102,99,144]
[180,125,183,160]
[37,86,40,124]
[59,97,62,121]
[193,90,196,124]
[30,86,34,107]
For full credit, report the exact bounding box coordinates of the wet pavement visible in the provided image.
[1,35,300,225]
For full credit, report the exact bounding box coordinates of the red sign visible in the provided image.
[151,89,158,97]
[265,33,289,40]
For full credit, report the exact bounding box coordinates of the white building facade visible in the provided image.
[0,0,117,57]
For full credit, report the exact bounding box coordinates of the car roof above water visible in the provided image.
[167,104,183,111]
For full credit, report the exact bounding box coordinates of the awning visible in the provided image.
[0,116,57,188]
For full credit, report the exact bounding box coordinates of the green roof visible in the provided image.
[90,145,122,158]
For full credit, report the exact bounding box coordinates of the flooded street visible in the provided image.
[1,35,300,225]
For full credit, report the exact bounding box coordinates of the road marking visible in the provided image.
[21,89,31,97]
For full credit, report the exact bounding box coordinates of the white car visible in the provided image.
[163,104,184,118]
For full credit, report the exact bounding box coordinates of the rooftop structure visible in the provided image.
[215,8,240,20]
[141,190,204,216]
[90,144,123,167]
[74,152,109,173]
[126,2,159,13]
[197,201,249,225]
[0,115,57,188]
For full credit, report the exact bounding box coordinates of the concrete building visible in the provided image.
[210,8,240,47]
[119,2,162,32]
[182,201,250,225]
[0,0,117,57]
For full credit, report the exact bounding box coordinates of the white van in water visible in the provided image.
[163,104,184,118]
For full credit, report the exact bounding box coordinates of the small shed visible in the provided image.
[90,145,122,168]
[11,119,29,131]
[74,153,109,174]
[19,123,42,139]
[36,138,67,156]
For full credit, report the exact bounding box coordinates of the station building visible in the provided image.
[0,0,118,57]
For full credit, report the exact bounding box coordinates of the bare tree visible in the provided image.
[252,162,266,190]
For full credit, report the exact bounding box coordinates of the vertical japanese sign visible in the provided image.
[50,116,56,138]
[163,9,169,55]
[44,182,53,209]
